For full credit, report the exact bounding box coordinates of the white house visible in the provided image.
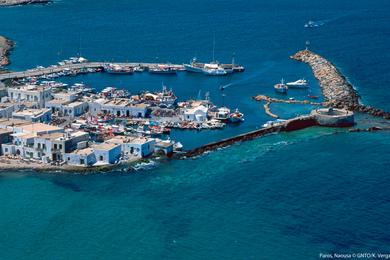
[92,142,122,165]
[183,105,208,122]
[12,108,52,123]
[106,136,155,158]
[0,102,19,119]
[64,147,96,167]
[89,98,149,118]
[46,99,88,118]
[7,85,52,108]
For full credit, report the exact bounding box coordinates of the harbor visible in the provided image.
[291,49,390,119]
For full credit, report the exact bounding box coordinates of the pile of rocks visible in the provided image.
[0,36,13,67]
[291,50,359,109]
[291,50,389,120]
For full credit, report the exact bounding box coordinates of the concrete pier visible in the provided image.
[0,62,185,81]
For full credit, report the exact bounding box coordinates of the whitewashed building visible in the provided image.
[7,85,52,108]
[46,99,88,118]
[183,105,208,122]
[106,136,155,158]
[12,108,52,123]
[92,142,122,165]
[64,147,96,167]
[89,98,149,118]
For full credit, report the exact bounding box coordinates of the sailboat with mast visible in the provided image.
[184,36,234,76]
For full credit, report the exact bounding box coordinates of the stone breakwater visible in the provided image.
[0,0,49,6]
[0,36,13,67]
[180,116,318,158]
[291,50,390,119]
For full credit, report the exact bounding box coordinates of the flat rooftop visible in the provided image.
[19,123,63,134]
[73,147,94,156]
[12,108,50,117]
[93,142,120,151]
[0,118,31,127]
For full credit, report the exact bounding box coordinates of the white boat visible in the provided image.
[286,79,308,88]
[262,119,287,128]
[203,67,227,76]
[215,107,231,122]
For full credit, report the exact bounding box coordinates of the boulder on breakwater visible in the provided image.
[0,36,13,67]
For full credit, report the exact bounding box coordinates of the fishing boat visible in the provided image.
[183,58,205,73]
[228,109,244,123]
[203,66,228,76]
[104,64,134,74]
[286,79,309,88]
[148,66,177,75]
[274,79,288,94]
[215,107,231,122]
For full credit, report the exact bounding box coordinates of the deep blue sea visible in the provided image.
[0,0,390,259]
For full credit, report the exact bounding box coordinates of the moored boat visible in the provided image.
[104,64,134,74]
[274,79,288,94]
[228,108,244,123]
[286,79,309,88]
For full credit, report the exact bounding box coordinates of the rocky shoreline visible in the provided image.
[0,0,50,6]
[0,36,13,67]
[291,50,390,119]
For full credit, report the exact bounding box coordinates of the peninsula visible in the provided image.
[0,36,13,67]
[0,0,49,6]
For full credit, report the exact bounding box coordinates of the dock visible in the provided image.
[0,62,185,81]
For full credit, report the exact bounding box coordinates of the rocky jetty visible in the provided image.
[0,36,13,67]
[0,0,49,6]
[291,49,390,120]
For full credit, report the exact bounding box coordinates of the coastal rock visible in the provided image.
[0,35,13,67]
[0,0,49,6]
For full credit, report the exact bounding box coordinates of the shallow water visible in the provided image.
[0,0,389,259]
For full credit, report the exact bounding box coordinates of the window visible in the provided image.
[68,157,70,161]
[4,148,8,153]
[99,155,104,161]
[80,159,85,165]
[59,144,62,149]
[54,144,57,149]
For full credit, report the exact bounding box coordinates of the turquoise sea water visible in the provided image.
[0,0,389,259]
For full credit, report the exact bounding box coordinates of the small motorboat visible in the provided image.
[308,95,319,99]
[274,79,288,94]
[286,79,309,88]
[228,109,245,123]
